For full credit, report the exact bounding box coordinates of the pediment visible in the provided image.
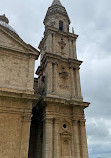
[0,26,29,53]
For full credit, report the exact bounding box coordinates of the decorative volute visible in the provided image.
[44,0,70,32]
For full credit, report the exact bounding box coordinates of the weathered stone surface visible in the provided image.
[31,0,90,157]
[0,15,39,158]
[0,0,90,157]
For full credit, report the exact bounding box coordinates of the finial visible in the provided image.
[51,0,62,6]
[72,27,74,34]
[0,14,9,24]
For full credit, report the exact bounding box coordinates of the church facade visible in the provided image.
[0,0,90,158]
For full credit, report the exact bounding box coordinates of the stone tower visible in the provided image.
[29,0,90,158]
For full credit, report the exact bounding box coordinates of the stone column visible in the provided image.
[42,118,53,158]
[47,62,52,94]
[48,33,52,53]
[69,40,73,58]
[53,33,56,53]
[20,114,32,158]
[75,68,82,97]
[27,56,35,93]
[73,40,77,59]
[54,119,60,158]
[70,67,75,98]
[80,120,89,158]
[54,64,58,93]
[72,120,81,158]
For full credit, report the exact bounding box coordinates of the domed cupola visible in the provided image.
[0,14,18,35]
[44,0,70,33]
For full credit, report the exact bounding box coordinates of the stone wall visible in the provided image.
[0,49,35,94]
[0,25,38,158]
[0,97,32,158]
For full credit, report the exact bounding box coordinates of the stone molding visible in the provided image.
[40,52,82,69]
[42,117,54,124]
[43,96,90,109]
[39,26,78,49]
[21,114,32,122]
[72,119,86,126]
[0,105,32,115]
[0,90,39,101]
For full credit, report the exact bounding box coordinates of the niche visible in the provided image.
[61,134,72,156]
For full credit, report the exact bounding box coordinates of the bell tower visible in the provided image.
[38,0,82,101]
[29,0,90,158]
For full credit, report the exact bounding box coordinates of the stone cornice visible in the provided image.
[36,52,82,75]
[43,52,82,65]
[45,26,78,38]
[42,52,82,64]
[42,96,90,109]
[0,90,39,102]
[38,26,78,49]
[0,104,32,116]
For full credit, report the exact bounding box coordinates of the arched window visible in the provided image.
[59,21,63,31]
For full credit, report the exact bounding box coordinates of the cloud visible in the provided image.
[86,118,111,157]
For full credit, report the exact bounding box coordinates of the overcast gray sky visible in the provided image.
[0,0,111,157]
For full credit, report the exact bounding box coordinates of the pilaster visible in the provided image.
[53,119,60,158]
[79,120,89,158]
[20,114,32,158]
[53,63,58,93]
[75,68,82,97]
[73,40,77,59]
[42,117,53,158]
[48,33,52,53]
[69,39,73,58]
[27,56,35,93]
[52,33,56,53]
[46,62,52,94]
[72,120,81,158]
[70,67,76,98]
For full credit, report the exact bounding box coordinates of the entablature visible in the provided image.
[38,26,78,50]
[42,96,90,109]
[36,52,82,75]
[41,52,82,69]
[0,89,39,102]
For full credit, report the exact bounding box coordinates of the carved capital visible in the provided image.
[42,117,54,124]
